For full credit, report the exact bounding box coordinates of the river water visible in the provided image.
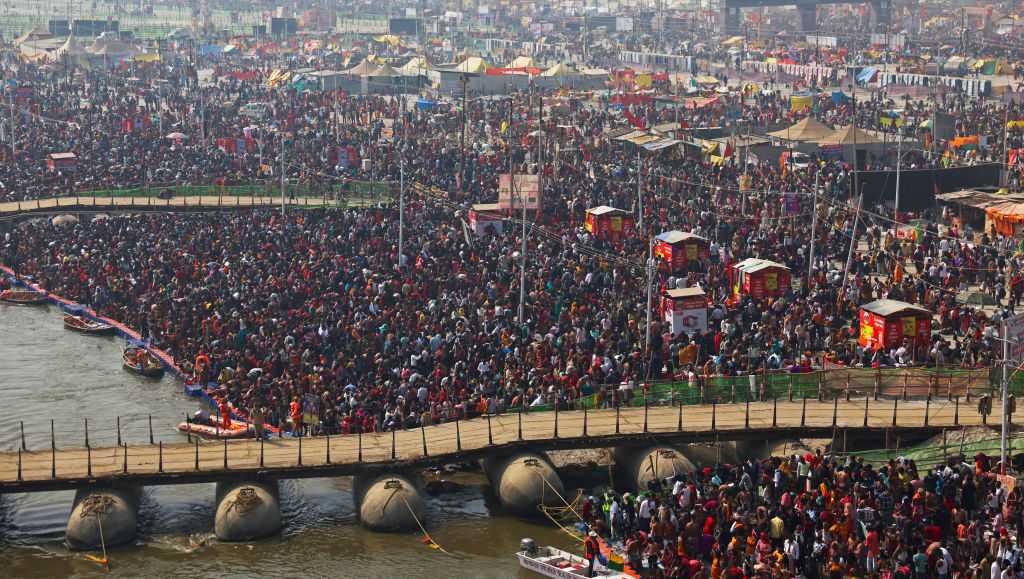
[0,304,576,578]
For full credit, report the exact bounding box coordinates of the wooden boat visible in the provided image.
[122,346,165,378]
[0,289,48,305]
[517,539,632,579]
[63,314,115,336]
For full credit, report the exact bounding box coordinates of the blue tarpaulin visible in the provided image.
[856,67,877,84]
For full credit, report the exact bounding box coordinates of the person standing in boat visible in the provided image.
[583,531,599,578]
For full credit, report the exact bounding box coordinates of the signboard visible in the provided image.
[870,33,906,49]
[616,17,634,32]
[805,35,837,48]
[1003,314,1024,364]
[663,294,708,337]
[498,174,541,211]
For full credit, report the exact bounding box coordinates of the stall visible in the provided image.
[662,287,708,337]
[468,203,505,236]
[654,230,710,273]
[858,299,933,351]
[729,258,791,302]
[47,152,77,172]
[584,206,633,242]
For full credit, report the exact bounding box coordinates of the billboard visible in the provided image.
[270,17,297,36]
[72,19,119,37]
[616,17,634,32]
[1003,314,1024,365]
[498,174,541,211]
[389,17,420,35]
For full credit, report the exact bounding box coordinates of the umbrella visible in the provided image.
[165,132,187,140]
[51,214,79,226]
[956,290,998,306]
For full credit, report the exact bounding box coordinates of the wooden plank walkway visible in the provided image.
[0,399,997,493]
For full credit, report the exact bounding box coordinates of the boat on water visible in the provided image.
[177,413,255,439]
[63,313,116,335]
[122,346,165,378]
[517,539,632,579]
[0,289,48,305]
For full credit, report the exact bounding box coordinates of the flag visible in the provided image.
[597,539,626,571]
[500,120,508,134]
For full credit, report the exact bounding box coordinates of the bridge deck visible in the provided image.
[0,399,996,493]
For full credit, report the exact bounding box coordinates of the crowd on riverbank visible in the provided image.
[582,450,1019,579]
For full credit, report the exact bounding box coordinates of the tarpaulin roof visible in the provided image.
[816,125,884,145]
[510,55,536,68]
[586,205,629,216]
[767,117,833,142]
[733,258,789,274]
[860,299,932,318]
[656,230,708,244]
[541,62,577,77]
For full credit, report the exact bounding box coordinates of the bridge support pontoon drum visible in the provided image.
[482,453,564,515]
[214,480,281,541]
[65,485,141,550]
[352,473,425,532]
[613,446,695,492]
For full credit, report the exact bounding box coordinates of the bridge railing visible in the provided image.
[522,367,994,415]
[1,397,1001,488]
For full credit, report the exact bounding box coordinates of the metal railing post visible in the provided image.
[50,419,56,479]
[185,413,192,443]
[421,426,428,456]
[297,434,302,466]
[116,416,121,447]
[87,445,92,477]
[583,405,588,437]
[158,441,163,473]
[892,398,898,428]
[21,421,26,451]
[745,399,750,428]
[149,415,154,445]
[955,396,960,426]
[643,393,649,433]
[677,403,683,431]
[864,396,869,428]
[224,439,230,469]
[832,397,838,428]
[84,418,90,448]
[391,430,397,460]
[800,396,806,427]
[488,413,495,445]
[260,437,266,467]
[616,403,621,434]
[457,418,463,450]
[326,435,332,464]
[773,397,778,428]
[195,439,200,470]
[123,443,128,474]
[517,411,522,441]
[554,404,559,438]
[924,397,930,426]
[711,401,717,431]
[18,449,23,481]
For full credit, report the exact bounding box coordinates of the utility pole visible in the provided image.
[894,124,902,223]
[279,132,285,216]
[1002,318,1010,473]
[459,74,467,197]
[398,157,405,269]
[644,236,654,377]
[808,167,820,288]
[636,149,644,234]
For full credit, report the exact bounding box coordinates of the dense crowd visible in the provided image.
[1,37,1023,436]
[581,449,1021,579]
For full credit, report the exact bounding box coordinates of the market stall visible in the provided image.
[584,206,633,242]
[858,299,933,351]
[729,258,791,302]
[654,230,709,274]
[662,287,708,338]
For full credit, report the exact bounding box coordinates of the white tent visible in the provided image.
[399,56,432,76]
[510,55,536,68]
[541,62,577,77]
[455,56,489,73]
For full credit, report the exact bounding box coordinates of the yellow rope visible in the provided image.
[399,494,451,555]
